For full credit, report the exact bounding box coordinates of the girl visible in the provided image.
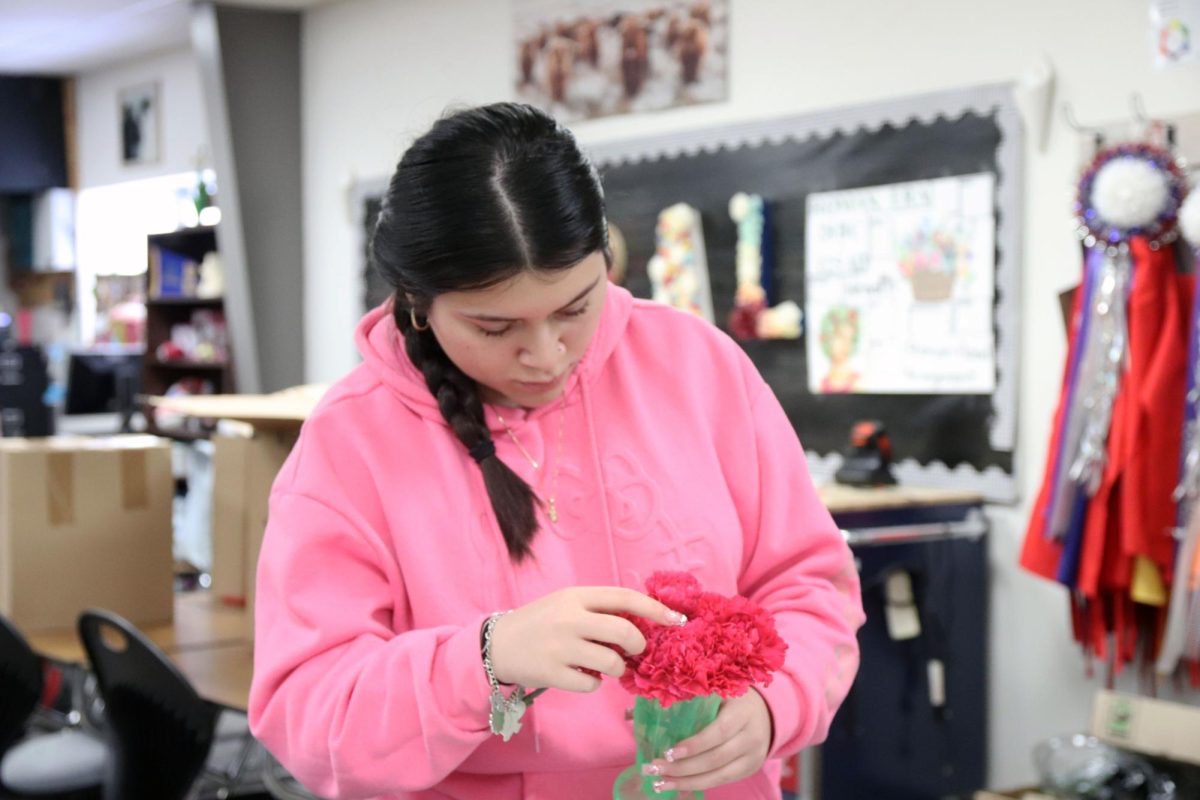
[249,102,863,799]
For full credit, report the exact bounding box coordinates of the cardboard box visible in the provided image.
[153,386,327,614]
[209,428,297,615]
[977,692,1200,800]
[153,386,326,619]
[0,435,174,632]
[242,428,297,622]
[209,433,251,605]
[1092,690,1200,767]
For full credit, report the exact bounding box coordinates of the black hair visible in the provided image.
[370,102,608,561]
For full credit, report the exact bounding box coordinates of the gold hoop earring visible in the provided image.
[410,308,430,332]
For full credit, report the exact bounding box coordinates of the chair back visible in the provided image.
[78,609,216,800]
[0,614,42,757]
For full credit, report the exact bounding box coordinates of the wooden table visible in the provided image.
[170,641,255,710]
[816,483,986,543]
[817,483,984,514]
[26,591,254,710]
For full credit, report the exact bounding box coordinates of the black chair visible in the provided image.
[0,615,105,799]
[261,751,326,799]
[0,615,41,760]
[77,610,216,800]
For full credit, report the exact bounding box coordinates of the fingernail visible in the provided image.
[668,611,687,625]
[653,780,675,793]
[665,746,684,762]
[641,763,663,776]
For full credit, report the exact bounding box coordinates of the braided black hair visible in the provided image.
[370,103,607,560]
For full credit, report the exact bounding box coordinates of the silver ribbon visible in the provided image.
[1185,580,1200,667]
[1045,252,1099,540]
[1172,258,1200,671]
[1068,244,1132,495]
[1157,504,1200,676]
[1173,309,1200,527]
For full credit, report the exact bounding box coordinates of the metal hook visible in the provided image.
[1062,102,1086,133]
[1130,93,1179,150]
[1063,102,1106,151]
[1130,93,1150,125]
[1063,102,1106,134]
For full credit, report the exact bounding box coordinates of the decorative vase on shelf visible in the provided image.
[613,694,721,800]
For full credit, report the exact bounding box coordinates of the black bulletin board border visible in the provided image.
[586,84,1023,503]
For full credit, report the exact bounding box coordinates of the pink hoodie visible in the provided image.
[249,283,864,799]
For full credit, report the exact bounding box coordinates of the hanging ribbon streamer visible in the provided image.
[1044,248,1100,543]
[1022,140,1192,679]
[1067,243,1132,494]
[1159,189,1200,676]
[1175,191,1200,517]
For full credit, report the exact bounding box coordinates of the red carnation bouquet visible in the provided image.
[612,571,787,799]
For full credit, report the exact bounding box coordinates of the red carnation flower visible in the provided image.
[617,571,787,707]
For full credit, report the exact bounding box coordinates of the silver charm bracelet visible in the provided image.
[481,611,546,741]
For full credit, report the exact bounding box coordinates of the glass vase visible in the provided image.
[613,694,722,800]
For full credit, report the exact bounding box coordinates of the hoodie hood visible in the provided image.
[354,281,634,431]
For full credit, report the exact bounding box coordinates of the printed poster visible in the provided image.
[805,173,997,395]
[1151,0,1199,68]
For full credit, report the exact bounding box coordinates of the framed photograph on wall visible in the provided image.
[119,81,160,166]
[514,0,729,122]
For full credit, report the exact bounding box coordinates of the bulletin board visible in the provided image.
[586,85,1023,501]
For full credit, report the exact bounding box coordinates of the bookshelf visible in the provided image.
[142,226,234,436]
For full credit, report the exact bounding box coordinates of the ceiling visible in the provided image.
[0,0,332,76]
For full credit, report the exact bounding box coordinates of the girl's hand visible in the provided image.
[641,689,774,793]
[488,586,686,692]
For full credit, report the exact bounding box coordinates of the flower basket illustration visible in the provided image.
[909,270,956,302]
[897,225,968,303]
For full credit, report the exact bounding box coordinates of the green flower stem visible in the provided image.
[619,694,722,800]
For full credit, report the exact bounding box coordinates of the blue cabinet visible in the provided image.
[817,489,989,800]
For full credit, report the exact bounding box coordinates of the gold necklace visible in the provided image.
[494,398,567,523]
[495,412,540,469]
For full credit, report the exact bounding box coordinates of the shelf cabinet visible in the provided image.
[142,227,234,437]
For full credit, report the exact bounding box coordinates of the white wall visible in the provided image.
[301,0,1200,788]
[76,46,208,189]
[72,46,210,343]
